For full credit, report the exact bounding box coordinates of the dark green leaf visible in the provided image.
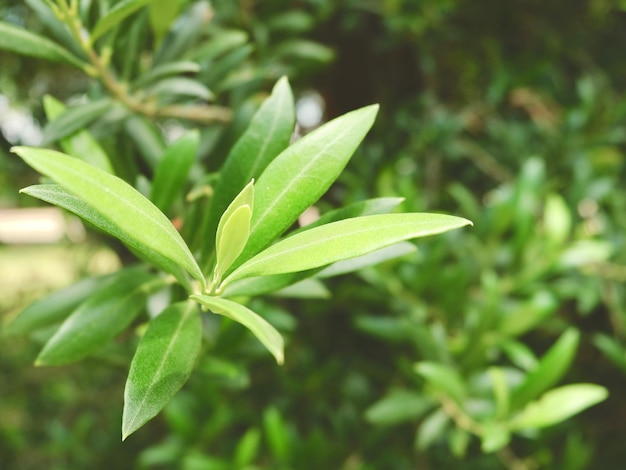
[43,95,115,174]
[36,267,155,365]
[122,301,201,440]
[42,98,115,145]
[150,130,199,212]
[2,274,111,336]
[14,147,205,289]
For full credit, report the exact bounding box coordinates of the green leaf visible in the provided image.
[122,301,201,440]
[146,77,214,101]
[416,408,450,450]
[190,295,284,364]
[415,362,467,406]
[237,104,379,263]
[365,389,434,426]
[200,77,294,264]
[271,278,330,299]
[43,95,115,174]
[42,98,115,145]
[91,0,155,42]
[222,213,471,287]
[0,21,86,69]
[150,130,199,212]
[36,267,155,365]
[510,328,580,410]
[212,180,254,285]
[2,274,110,336]
[132,61,200,88]
[511,384,608,430]
[480,422,511,453]
[124,115,166,168]
[148,0,182,45]
[14,147,205,289]
[20,184,193,290]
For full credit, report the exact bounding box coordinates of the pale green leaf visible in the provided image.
[416,408,450,450]
[237,104,379,263]
[223,213,471,287]
[150,130,199,212]
[200,76,294,264]
[43,95,115,174]
[214,205,252,287]
[0,21,86,69]
[511,328,580,410]
[122,301,201,440]
[481,422,511,453]
[42,98,115,145]
[270,278,331,299]
[511,384,608,430]
[146,77,214,101]
[20,184,192,290]
[91,0,155,41]
[14,147,205,289]
[190,295,284,364]
[415,362,466,406]
[133,61,200,88]
[365,389,434,426]
[36,267,155,365]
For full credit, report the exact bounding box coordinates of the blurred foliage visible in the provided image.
[2,0,626,469]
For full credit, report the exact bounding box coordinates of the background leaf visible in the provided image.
[511,384,608,430]
[36,267,155,365]
[122,301,201,440]
[91,0,155,42]
[43,95,115,174]
[223,213,471,285]
[150,130,199,213]
[14,147,205,289]
[0,21,86,69]
[190,295,284,364]
[42,98,115,145]
[510,328,580,410]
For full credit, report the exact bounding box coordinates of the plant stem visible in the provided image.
[54,2,232,124]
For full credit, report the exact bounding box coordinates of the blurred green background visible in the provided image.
[2,0,626,468]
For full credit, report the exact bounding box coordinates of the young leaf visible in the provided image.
[42,98,115,145]
[150,130,199,213]
[43,95,115,174]
[510,384,608,430]
[36,267,155,365]
[0,21,86,69]
[510,328,580,410]
[13,147,206,289]
[122,301,201,440]
[222,213,471,287]
[236,104,380,263]
[190,295,284,364]
[91,0,155,42]
[2,274,112,336]
[212,180,254,286]
[200,77,294,263]
[20,184,192,290]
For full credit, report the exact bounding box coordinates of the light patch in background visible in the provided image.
[296,90,325,130]
[0,208,85,244]
[0,94,43,145]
